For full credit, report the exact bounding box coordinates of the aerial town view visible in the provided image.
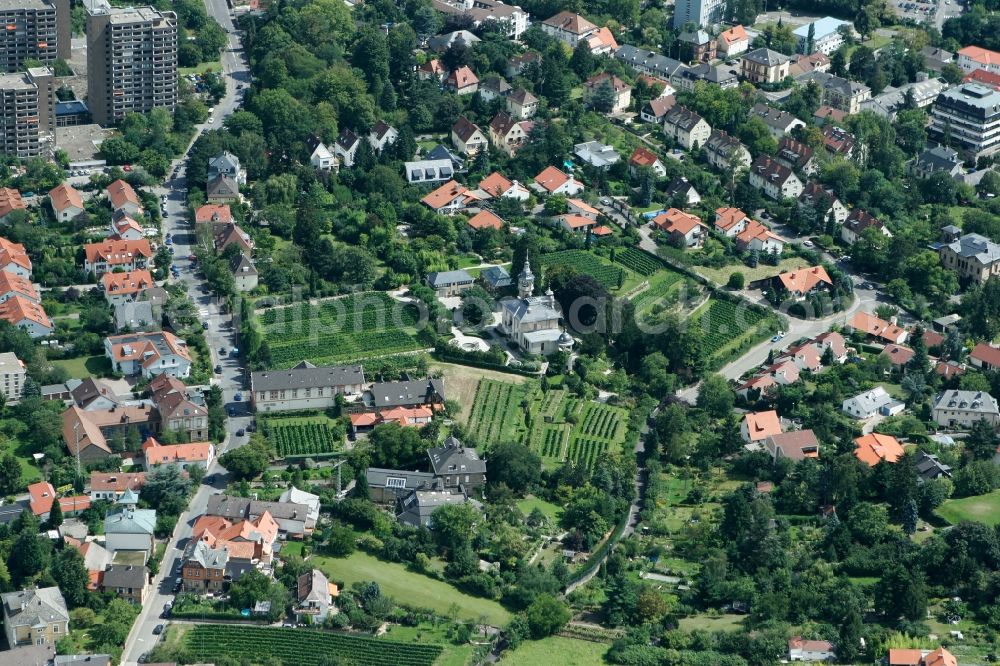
[1,0,1000,662]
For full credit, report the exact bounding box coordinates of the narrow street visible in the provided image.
[120,3,251,663]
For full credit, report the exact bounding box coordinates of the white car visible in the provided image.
[802,240,814,247]
[207,117,214,124]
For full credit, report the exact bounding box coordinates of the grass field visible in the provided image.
[677,614,745,632]
[380,624,473,666]
[0,439,41,485]
[312,551,511,626]
[502,636,609,665]
[936,489,1000,527]
[695,257,809,286]
[51,355,112,378]
[259,292,428,367]
[516,496,563,524]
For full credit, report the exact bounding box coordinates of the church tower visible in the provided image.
[518,259,535,299]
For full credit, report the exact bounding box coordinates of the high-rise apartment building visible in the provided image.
[929,83,1000,160]
[86,3,178,126]
[0,67,54,158]
[0,0,69,72]
[0,351,26,404]
[672,0,725,30]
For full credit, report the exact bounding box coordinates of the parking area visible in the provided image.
[891,0,937,23]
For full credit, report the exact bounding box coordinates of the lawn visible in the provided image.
[381,624,473,666]
[51,355,112,378]
[502,636,609,665]
[936,489,1000,527]
[312,551,511,626]
[0,439,41,485]
[695,256,809,286]
[516,496,562,524]
[677,614,746,632]
[179,58,223,77]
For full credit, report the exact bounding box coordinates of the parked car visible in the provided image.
[237,428,246,437]
[202,322,209,330]
[153,624,164,635]
[234,392,242,401]
[214,364,222,374]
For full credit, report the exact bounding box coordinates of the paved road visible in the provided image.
[121,4,251,664]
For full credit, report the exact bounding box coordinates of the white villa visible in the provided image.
[499,262,574,356]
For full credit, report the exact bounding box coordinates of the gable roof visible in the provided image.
[90,471,146,493]
[776,265,831,293]
[427,270,474,287]
[466,210,505,230]
[85,239,153,266]
[534,166,574,193]
[0,294,51,330]
[508,88,537,105]
[49,183,83,213]
[751,155,797,185]
[971,342,1000,368]
[28,481,56,516]
[102,270,154,297]
[447,66,479,89]
[584,72,630,93]
[250,363,365,393]
[644,96,676,118]
[195,203,232,224]
[106,180,140,211]
[854,433,904,466]
[542,10,597,35]
[421,180,472,210]
[207,174,239,198]
[452,116,484,143]
[629,146,660,168]
[0,270,39,302]
[777,136,814,169]
[142,436,212,465]
[0,236,31,272]
[478,172,513,197]
[664,105,706,131]
[1,587,69,628]
[719,24,748,45]
[715,207,749,232]
[0,188,25,218]
[652,208,703,235]
[766,429,820,460]
[845,209,886,236]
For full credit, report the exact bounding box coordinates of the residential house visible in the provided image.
[740,410,782,444]
[741,48,790,84]
[476,172,530,200]
[764,430,820,461]
[862,77,948,119]
[349,406,435,432]
[800,71,872,113]
[89,471,146,501]
[451,116,488,156]
[821,125,857,157]
[427,269,475,296]
[113,295,162,333]
[27,481,57,520]
[104,330,191,378]
[84,239,152,275]
[749,155,803,200]
[678,30,716,62]
[534,166,584,195]
[100,565,147,605]
[915,452,952,480]
[614,45,686,81]
[230,253,258,292]
[842,209,891,245]
[334,129,361,168]
[489,112,532,156]
[367,121,398,153]
[295,569,337,623]
[0,351,26,403]
[181,539,231,593]
[664,177,701,205]
[208,151,245,184]
[499,261,573,355]
[62,404,157,464]
[703,130,751,171]
[775,137,816,175]
[958,45,1000,74]
[672,63,739,92]
[842,386,905,419]
[881,343,915,369]
[909,145,964,179]
[773,265,832,300]
[104,497,156,558]
[714,207,751,237]
[506,88,538,119]
[309,142,336,172]
[651,208,706,247]
[251,362,365,413]
[932,389,1000,428]
[540,11,598,48]
[427,30,480,54]
[0,236,32,278]
[0,295,51,338]
[736,373,777,400]
[417,58,447,81]
[432,0,530,40]
[398,489,479,528]
[736,220,784,254]
[574,141,620,168]
[921,47,955,73]
[49,183,84,221]
[213,222,254,255]
[0,188,26,221]
[718,25,749,56]
[279,487,321,527]
[787,637,836,662]
[789,52,831,78]
[109,216,144,241]
[445,66,480,95]
[206,175,240,204]
[404,158,454,185]
[854,433,904,466]
[848,311,909,344]
[939,233,1000,284]
[206,494,317,537]
[194,203,232,226]
[0,272,38,305]
[662,105,711,150]
[640,96,676,124]
[153,375,208,441]
[478,76,511,103]
[421,180,479,215]
[365,468,437,504]
[798,183,848,225]
[887,647,958,666]
[467,210,505,231]
[141,436,214,471]
[505,52,541,78]
[428,436,487,493]
[750,103,805,139]
[557,214,598,234]
[583,73,631,114]
[106,180,142,216]
[793,17,851,55]
[1,588,69,648]
[480,265,512,292]
[629,147,666,177]
[970,342,1000,371]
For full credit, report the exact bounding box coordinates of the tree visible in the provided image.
[727,272,745,290]
[10,531,50,581]
[52,547,89,607]
[875,564,927,620]
[46,497,63,528]
[901,498,918,535]
[90,599,137,646]
[806,22,815,54]
[430,502,479,554]
[590,80,617,113]
[965,418,1000,461]
[0,452,21,494]
[141,464,193,515]
[569,42,595,79]
[485,442,541,494]
[219,437,270,480]
[367,423,426,469]
[323,523,355,557]
[525,594,570,638]
[697,374,735,418]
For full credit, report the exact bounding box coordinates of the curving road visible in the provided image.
[120,3,252,664]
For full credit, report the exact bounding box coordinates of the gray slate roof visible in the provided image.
[1,587,70,628]
[101,564,147,589]
[104,507,156,535]
[368,378,446,407]
[614,44,685,79]
[428,437,487,476]
[480,265,511,287]
[944,233,1000,265]
[205,494,313,525]
[751,103,802,131]
[114,300,156,331]
[397,490,476,527]
[914,145,962,174]
[501,294,561,324]
[933,389,1000,415]
[743,48,790,66]
[427,270,474,287]
[208,151,240,175]
[207,174,239,198]
[251,363,365,392]
[184,538,229,570]
[366,467,436,489]
[54,655,113,666]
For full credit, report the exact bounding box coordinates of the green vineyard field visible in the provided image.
[261,417,342,457]
[539,250,626,290]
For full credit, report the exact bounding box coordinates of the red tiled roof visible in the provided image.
[743,410,782,441]
[629,146,660,168]
[106,179,140,211]
[49,183,84,213]
[971,342,1000,368]
[466,210,504,230]
[85,239,153,266]
[0,294,51,330]
[0,236,31,272]
[854,433,904,466]
[776,265,831,294]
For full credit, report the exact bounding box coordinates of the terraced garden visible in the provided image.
[539,250,627,290]
[466,379,529,444]
[182,625,442,666]
[261,415,343,458]
[259,293,427,367]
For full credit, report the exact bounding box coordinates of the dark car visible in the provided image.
[153,624,164,635]
[214,364,222,374]
[237,428,246,437]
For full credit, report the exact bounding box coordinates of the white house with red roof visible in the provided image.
[958,45,1000,74]
[534,166,584,195]
[0,237,31,278]
[971,342,1000,371]
[84,239,152,275]
[0,295,52,338]
[421,180,480,215]
[718,25,749,56]
[104,330,192,379]
[773,265,832,300]
[541,11,598,47]
[629,147,666,177]
[445,66,479,95]
[142,436,214,472]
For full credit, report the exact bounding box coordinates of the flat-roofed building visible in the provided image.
[0,68,54,158]
[930,83,1000,160]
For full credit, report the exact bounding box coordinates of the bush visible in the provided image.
[727,272,745,290]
